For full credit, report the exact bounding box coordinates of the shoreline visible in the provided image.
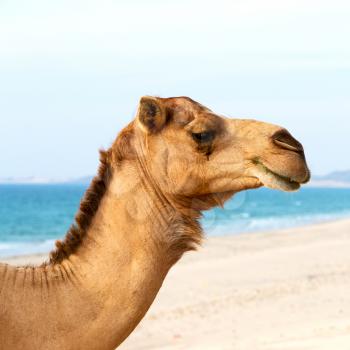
[2,216,350,265]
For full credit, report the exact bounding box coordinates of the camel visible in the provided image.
[0,96,310,349]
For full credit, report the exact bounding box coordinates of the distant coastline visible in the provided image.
[1,170,350,188]
[307,170,350,188]
[0,176,92,185]
[306,180,350,188]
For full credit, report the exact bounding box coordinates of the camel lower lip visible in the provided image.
[266,166,299,185]
[253,162,301,191]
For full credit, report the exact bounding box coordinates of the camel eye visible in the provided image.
[191,131,215,143]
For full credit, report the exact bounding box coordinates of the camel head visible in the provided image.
[114,96,310,211]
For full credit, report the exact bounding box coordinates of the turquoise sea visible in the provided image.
[0,185,350,257]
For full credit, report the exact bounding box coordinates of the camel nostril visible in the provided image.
[272,129,304,154]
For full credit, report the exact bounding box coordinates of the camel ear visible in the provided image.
[137,96,167,133]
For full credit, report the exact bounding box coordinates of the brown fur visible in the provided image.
[112,122,136,164]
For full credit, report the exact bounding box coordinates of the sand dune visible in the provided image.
[4,219,350,349]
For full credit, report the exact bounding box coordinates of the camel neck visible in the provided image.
[74,162,178,270]
[52,163,185,348]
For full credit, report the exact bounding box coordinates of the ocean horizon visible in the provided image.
[0,184,350,258]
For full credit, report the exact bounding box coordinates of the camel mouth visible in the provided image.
[251,162,301,192]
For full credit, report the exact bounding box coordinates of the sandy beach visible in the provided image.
[3,219,350,349]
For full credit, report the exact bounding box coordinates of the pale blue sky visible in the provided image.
[0,0,349,178]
